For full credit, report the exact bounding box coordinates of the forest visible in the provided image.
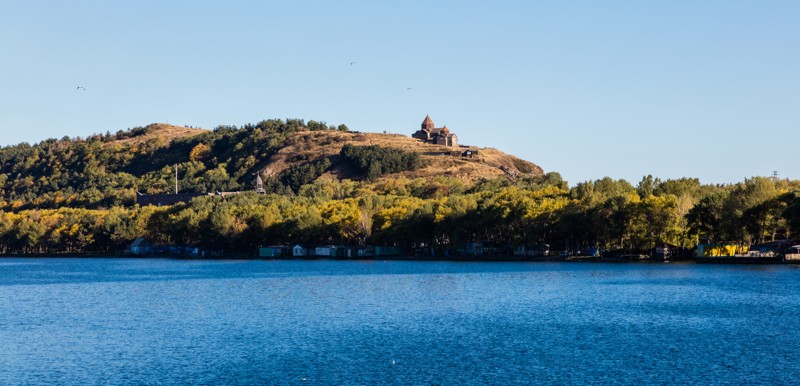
[0,120,799,256]
[0,119,349,210]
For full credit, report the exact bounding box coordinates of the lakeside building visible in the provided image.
[293,245,308,257]
[259,245,291,258]
[748,240,795,257]
[129,238,153,255]
[266,245,403,258]
[786,245,800,261]
[315,245,339,257]
[696,243,748,257]
[342,246,374,258]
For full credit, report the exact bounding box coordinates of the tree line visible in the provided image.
[1,172,798,256]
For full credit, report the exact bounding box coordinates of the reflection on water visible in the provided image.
[0,259,798,384]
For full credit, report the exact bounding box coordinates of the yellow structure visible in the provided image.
[786,245,800,261]
[696,244,749,257]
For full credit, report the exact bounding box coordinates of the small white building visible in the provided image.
[293,245,307,257]
[315,245,338,257]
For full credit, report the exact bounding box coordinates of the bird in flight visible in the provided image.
[76,86,86,91]
[407,88,413,91]
[350,61,356,65]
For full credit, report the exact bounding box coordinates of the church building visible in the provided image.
[412,115,458,147]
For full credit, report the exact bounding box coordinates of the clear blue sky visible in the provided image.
[2,1,798,185]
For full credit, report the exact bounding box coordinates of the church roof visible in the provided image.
[441,125,450,134]
[421,115,434,129]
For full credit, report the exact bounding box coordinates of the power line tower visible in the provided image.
[175,164,179,194]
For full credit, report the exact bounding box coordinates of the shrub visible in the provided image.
[339,144,425,180]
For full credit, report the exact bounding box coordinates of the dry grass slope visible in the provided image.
[110,123,207,146]
[106,124,542,185]
[260,131,543,184]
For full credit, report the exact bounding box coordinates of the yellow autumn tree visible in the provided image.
[189,143,211,162]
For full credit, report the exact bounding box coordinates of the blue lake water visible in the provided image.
[1,259,799,385]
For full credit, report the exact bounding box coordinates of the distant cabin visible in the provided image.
[315,245,337,257]
[259,245,291,258]
[292,245,308,257]
[130,238,153,255]
[314,245,348,257]
[342,246,375,258]
[786,245,800,261]
[654,246,673,259]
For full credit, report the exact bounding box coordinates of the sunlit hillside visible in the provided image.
[0,119,544,211]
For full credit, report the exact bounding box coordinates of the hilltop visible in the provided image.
[107,123,206,147]
[260,131,542,185]
[103,122,544,185]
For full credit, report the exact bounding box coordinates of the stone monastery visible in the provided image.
[412,115,458,147]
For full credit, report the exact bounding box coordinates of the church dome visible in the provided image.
[421,115,434,130]
[441,125,450,134]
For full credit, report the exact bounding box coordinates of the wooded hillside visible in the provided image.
[0,119,542,211]
[1,119,799,257]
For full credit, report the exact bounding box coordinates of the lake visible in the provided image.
[1,259,798,385]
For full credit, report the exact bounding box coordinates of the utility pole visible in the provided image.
[175,164,179,194]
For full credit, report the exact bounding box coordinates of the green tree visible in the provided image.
[782,192,800,238]
[687,190,729,243]
[636,175,660,198]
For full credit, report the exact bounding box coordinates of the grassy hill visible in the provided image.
[107,123,206,147]
[0,119,544,211]
[260,131,542,184]
[3,120,798,258]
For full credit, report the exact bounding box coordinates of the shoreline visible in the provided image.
[1,254,798,265]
